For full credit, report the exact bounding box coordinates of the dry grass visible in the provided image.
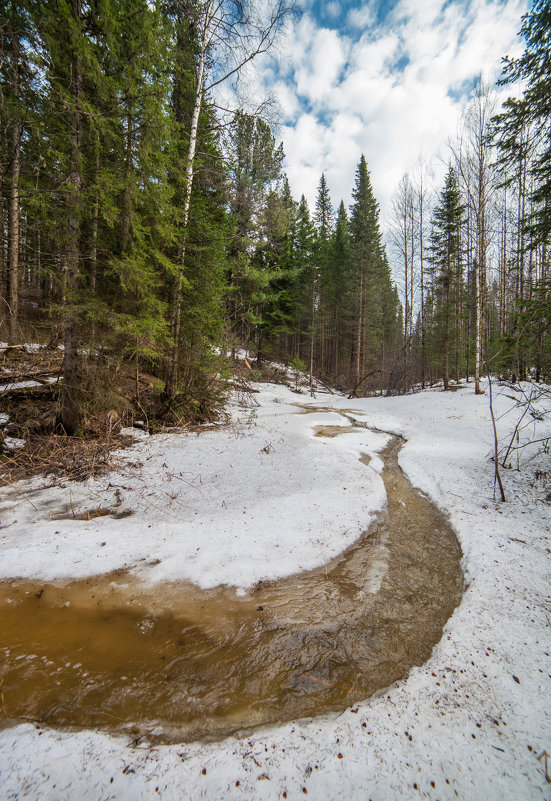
[0,433,133,486]
[0,345,230,486]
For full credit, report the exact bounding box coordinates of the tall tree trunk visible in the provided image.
[165,15,208,402]
[418,174,426,388]
[409,194,414,346]
[474,153,487,396]
[7,25,21,346]
[121,107,133,253]
[355,272,363,388]
[62,0,83,435]
[90,146,99,295]
[474,258,482,393]
[500,186,507,337]
[309,279,315,393]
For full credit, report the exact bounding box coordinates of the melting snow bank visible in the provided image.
[1,379,550,800]
[0,384,386,589]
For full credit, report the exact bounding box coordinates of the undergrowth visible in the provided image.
[0,345,229,484]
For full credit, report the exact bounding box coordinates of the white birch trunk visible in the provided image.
[165,5,210,400]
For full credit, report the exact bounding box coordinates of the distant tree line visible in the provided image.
[390,0,550,392]
[0,0,549,436]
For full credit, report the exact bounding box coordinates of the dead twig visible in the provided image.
[487,371,506,503]
[538,750,551,784]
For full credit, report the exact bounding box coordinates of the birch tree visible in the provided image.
[453,80,498,394]
[164,0,295,401]
[390,173,416,380]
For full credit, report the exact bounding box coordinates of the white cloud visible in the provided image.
[325,1,341,20]
[266,0,527,232]
[288,18,349,106]
[347,3,377,30]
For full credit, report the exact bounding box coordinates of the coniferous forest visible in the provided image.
[0,0,549,438]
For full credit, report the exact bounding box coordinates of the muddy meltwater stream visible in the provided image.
[0,416,463,743]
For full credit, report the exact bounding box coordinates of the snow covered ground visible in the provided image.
[1,377,550,800]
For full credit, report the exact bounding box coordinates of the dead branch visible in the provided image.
[0,382,60,399]
[348,370,383,399]
[487,371,506,502]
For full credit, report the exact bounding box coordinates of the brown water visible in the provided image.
[0,432,463,744]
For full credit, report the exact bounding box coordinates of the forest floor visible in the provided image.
[0,358,550,800]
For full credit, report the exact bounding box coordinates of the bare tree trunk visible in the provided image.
[91,146,99,295]
[418,167,426,388]
[453,81,495,394]
[500,186,507,337]
[473,153,486,395]
[355,272,363,387]
[7,25,20,346]
[165,15,208,402]
[409,193,415,346]
[0,176,4,314]
[62,0,83,435]
[7,122,20,346]
[475,181,485,394]
[487,370,506,502]
[163,0,292,400]
[474,260,481,392]
[309,280,315,394]
[0,75,4,311]
[121,107,133,253]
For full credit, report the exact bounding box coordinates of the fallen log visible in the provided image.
[0,382,60,400]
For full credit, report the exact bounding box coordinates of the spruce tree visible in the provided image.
[313,173,334,375]
[226,112,284,353]
[254,185,298,362]
[499,0,551,246]
[0,0,41,345]
[493,0,551,379]
[349,155,398,393]
[290,195,316,367]
[427,166,465,390]
[328,200,351,382]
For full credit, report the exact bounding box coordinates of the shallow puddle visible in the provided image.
[0,434,462,743]
[313,424,364,438]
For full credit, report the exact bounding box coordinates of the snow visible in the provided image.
[2,436,26,451]
[0,342,51,353]
[0,379,43,391]
[1,378,550,800]
[0,386,385,588]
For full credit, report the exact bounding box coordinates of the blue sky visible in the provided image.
[247,0,528,227]
[309,0,401,30]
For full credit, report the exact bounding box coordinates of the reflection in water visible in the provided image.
[0,434,462,743]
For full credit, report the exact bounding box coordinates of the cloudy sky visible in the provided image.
[256,0,527,227]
